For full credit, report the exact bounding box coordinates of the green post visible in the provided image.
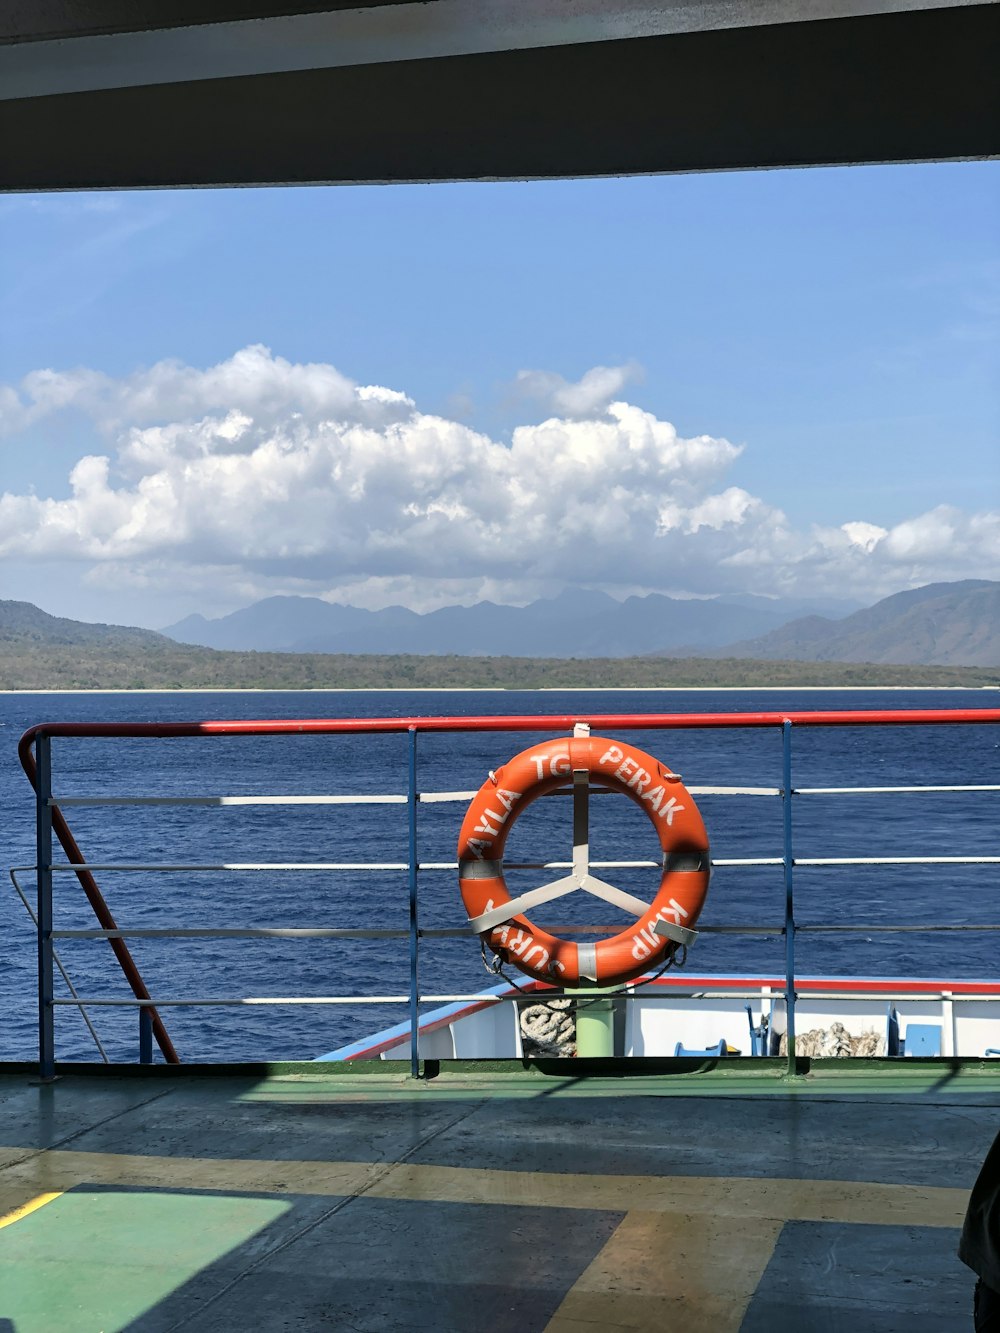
[575,987,617,1057]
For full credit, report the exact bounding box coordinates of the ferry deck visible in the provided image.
[2,1057,999,1331]
[7,705,1000,1328]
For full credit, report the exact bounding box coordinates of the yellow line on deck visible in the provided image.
[0,1191,62,1230]
[0,1145,970,1228]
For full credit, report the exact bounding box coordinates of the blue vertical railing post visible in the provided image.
[35,733,55,1080]
[407,727,420,1078]
[781,719,797,1075]
[139,1005,153,1064]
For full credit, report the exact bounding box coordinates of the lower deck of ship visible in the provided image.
[2,1059,998,1332]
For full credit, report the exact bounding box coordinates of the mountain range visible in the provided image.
[717,580,1000,667]
[0,579,995,678]
[163,589,862,659]
[1,581,997,690]
[159,580,1000,666]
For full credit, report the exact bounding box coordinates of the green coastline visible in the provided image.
[1,643,995,691]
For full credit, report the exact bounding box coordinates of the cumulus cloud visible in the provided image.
[0,344,412,439]
[1,346,997,612]
[841,521,887,554]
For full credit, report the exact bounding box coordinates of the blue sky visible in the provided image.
[1,162,997,627]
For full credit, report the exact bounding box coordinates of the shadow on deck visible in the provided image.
[2,1058,997,1331]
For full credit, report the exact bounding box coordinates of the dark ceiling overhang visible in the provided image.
[1,1,998,190]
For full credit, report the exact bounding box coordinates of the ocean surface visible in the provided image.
[2,688,998,1063]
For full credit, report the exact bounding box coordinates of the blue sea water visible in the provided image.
[1,688,998,1063]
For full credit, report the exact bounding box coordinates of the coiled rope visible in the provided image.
[519,998,576,1057]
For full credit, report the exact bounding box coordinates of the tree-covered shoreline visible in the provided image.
[1,642,996,691]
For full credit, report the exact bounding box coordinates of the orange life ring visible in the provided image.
[457,734,710,987]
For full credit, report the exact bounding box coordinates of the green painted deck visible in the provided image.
[2,1059,998,1331]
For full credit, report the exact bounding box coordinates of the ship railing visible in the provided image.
[16,708,1000,1078]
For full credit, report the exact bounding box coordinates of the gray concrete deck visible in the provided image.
[1,1061,998,1331]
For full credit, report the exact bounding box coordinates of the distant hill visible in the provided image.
[162,589,861,658]
[0,599,174,649]
[720,581,1000,666]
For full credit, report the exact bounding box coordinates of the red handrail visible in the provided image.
[17,707,1000,746]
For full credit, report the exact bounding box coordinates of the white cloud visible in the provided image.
[1,346,997,613]
[883,508,957,561]
[512,363,642,418]
[1,344,412,439]
[841,521,887,553]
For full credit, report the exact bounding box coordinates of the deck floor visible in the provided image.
[2,1061,998,1331]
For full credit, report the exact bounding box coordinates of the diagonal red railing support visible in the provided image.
[18,730,179,1064]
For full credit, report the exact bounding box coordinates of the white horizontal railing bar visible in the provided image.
[710,858,785,867]
[433,925,775,939]
[420,990,1000,1004]
[57,854,993,874]
[48,992,775,1007]
[414,985,780,1001]
[419,787,623,802]
[627,989,1000,1003]
[690,786,780,796]
[50,788,607,809]
[63,922,1000,942]
[52,988,1000,1010]
[422,925,603,937]
[50,922,785,941]
[419,860,657,873]
[52,996,414,1006]
[421,858,784,872]
[51,794,407,807]
[796,923,1000,932]
[427,925,777,938]
[455,783,779,800]
[795,784,1000,795]
[797,856,1000,866]
[52,927,412,940]
[688,925,785,934]
[502,860,661,871]
[52,784,785,809]
[418,788,621,803]
[51,862,409,872]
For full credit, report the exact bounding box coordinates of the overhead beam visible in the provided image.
[1,1,986,101]
[0,4,997,190]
